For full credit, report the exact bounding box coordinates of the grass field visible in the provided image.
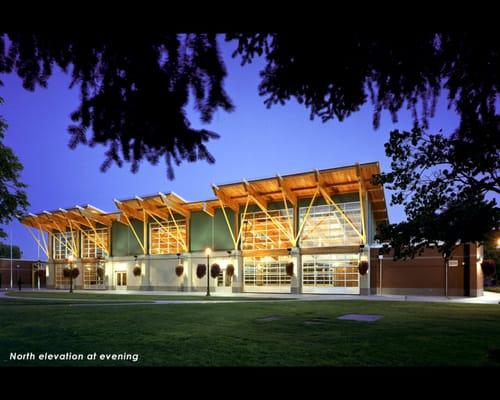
[1,297,500,366]
[4,291,286,302]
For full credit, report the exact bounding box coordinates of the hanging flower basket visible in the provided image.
[226,264,235,277]
[210,263,221,278]
[62,268,71,278]
[285,262,294,277]
[133,266,142,277]
[196,264,206,279]
[71,268,80,279]
[358,261,369,275]
[175,265,184,277]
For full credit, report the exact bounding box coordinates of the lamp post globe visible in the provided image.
[205,248,212,296]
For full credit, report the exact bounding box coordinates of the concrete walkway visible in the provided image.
[2,288,499,305]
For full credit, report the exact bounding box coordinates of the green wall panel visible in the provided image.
[190,211,213,251]
[111,219,144,257]
[214,208,235,251]
[190,208,235,252]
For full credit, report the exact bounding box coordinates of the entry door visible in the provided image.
[116,272,127,290]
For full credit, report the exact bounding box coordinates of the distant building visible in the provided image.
[0,258,47,289]
[20,162,483,296]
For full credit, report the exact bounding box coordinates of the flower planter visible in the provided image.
[210,263,221,278]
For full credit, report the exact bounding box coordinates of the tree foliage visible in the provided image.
[374,127,498,259]
[0,242,22,258]
[0,33,234,179]
[228,33,499,139]
[0,98,29,238]
[228,33,499,258]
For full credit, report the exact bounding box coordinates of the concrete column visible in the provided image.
[359,247,370,295]
[232,250,243,293]
[290,247,301,294]
[141,256,152,290]
[182,252,191,292]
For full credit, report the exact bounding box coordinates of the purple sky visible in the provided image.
[0,37,460,259]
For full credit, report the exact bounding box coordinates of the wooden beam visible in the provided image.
[276,175,295,242]
[276,175,297,207]
[114,200,145,222]
[243,179,268,210]
[136,197,170,220]
[356,163,367,244]
[62,209,95,229]
[159,192,189,218]
[212,184,239,213]
[76,206,114,226]
[242,180,295,245]
[202,201,215,217]
[23,225,50,259]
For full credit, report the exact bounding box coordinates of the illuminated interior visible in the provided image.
[302,254,359,293]
[81,228,108,258]
[53,232,73,259]
[241,210,292,251]
[149,219,187,255]
[300,203,362,247]
[244,255,292,289]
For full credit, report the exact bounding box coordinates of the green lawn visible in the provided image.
[1,298,500,366]
[4,291,287,302]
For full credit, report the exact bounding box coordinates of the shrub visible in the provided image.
[211,263,221,278]
[285,262,294,276]
[226,264,235,277]
[196,264,206,279]
[358,261,369,275]
[133,266,141,276]
[481,259,496,277]
[175,264,184,277]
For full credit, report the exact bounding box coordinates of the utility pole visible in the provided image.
[10,226,13,289]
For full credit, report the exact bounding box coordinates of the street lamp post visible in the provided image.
[205,248,211,297]
[68,255,74,293]
[16,264,20,291]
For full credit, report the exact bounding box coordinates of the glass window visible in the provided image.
[241,209,292,251]
[53,232,73,259]
[83,263,105,289]
[81,228,108,259]
[302,254,359,288]
[55,264,70,288]
[244,256,292,287]
[299,202,362,247]
[149,219,187,255]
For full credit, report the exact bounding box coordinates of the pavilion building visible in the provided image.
[21,162,483,296]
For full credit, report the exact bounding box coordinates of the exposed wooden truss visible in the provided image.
[315,169,364,243]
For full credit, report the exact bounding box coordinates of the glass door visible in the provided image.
[116,271,127,290]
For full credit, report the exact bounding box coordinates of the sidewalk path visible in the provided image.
[2,289,499,305]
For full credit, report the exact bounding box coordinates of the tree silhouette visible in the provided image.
[0,98,29,238]
[0,33,234,179]
[229,33,499,259]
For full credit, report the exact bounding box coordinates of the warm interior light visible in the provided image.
[205,247,212,256]
[496,238,500,248]
[67,255,74,262]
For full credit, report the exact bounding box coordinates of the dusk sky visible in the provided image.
[1,36,460,260]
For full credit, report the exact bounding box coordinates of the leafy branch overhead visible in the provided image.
[373,127,499,259]
[0,33,234,179]
[0,98,29,238]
